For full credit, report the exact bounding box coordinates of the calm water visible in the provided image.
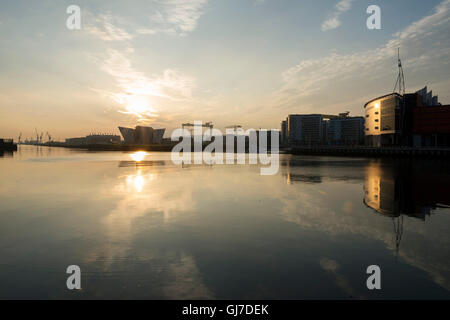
[1,145,450,299]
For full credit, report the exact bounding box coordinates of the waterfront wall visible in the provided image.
[290,146,450,158]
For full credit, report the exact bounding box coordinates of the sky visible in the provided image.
[0,0,449,140]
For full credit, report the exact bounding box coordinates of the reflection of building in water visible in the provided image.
[364,163,399,217]
[364,160,450,253]
[285,173,322,185]
[283,159,322,185]
[364,161,450,219]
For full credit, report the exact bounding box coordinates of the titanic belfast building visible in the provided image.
[118,126,166,145]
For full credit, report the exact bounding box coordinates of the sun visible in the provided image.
[119,95,158,119]
[130,151,147,162]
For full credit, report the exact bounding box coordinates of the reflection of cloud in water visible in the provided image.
[163,253,214,299]
[276,160,450,291]
[320,258,361,299]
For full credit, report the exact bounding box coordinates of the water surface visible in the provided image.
[0,146,449,299]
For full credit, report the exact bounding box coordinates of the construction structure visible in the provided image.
[182,122,214,136]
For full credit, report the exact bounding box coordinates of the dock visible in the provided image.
[290,146,450,158]
[0,139,17,151]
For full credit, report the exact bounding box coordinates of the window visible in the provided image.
[375,126,379,130]
[375,112,379,115]
[366,115,370,118]
[375,119,379,122]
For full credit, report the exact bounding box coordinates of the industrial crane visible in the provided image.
[182,122,214,135]
[182,122,213,129]
[225,124,242,131]
[35,128,39,145]
[46,132,52,143]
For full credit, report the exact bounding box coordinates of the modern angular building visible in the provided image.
[364,93,403,147]
[364,87,450,147]
[118,127,135,144]
[118,126,166,145]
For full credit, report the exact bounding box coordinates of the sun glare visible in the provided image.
[120,95,158,119]
[130,151,147,162]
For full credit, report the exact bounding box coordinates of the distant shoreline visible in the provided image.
[18,144,450,158]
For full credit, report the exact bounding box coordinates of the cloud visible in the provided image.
[321,0,355,31]
[136,0,208,36]
[277,0,450,111]
[85,14,134,41]
[84,0,208,40]
[95,49,196,122]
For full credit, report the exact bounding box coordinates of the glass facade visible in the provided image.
[364,93,402,147]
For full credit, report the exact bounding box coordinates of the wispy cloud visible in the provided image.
[137,0,209,36]
[321,0,355,31]
[85,14,134,41]
[84,0,209,41]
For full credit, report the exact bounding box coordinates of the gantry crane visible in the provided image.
[182,122,214,135]
[225,124,242,131]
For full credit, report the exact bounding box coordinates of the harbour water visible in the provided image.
[0,145,449,299]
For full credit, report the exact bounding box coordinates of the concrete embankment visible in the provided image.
[290,146,450,158]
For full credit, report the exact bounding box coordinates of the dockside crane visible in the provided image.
[225,124,243,132]
[35,128,39,145]
[182,122,214,135]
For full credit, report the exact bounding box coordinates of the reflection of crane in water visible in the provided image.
[392,215,404,257]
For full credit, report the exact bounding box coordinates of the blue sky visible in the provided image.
[0,0,449,139]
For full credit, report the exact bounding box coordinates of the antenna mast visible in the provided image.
[393,48,405,95]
